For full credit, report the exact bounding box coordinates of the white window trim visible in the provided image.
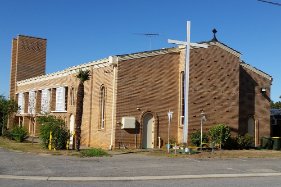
[55,87,66,112]
[41,89,50,114]
[18,93,25,114]
[28,91,36,115]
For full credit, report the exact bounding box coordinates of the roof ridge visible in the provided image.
[240,61,272,81]
[17,58,110,85]
[18,35,47,40]
[199,40,241,58]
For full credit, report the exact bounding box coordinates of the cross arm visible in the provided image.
[168,39,208,48]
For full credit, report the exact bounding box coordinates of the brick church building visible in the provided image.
[9,33,272,149]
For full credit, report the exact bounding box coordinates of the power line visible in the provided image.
[257,0,281,6]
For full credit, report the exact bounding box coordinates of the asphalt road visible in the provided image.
[1,148,281,186]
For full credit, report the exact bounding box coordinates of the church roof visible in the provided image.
[17,41,271,85]
[240,61,272,81]
[17,57,111,85]
[117,47,180,61]
[199,28,241,57]
[17,47,182,86]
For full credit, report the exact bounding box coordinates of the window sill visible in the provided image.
[51,110,67,113]
[16,113,30,116]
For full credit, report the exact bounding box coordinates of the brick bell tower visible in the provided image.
[9,35,47,99]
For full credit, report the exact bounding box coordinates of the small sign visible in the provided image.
[167,110,173,123]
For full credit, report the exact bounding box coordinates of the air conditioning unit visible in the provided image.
[121,117,136,129]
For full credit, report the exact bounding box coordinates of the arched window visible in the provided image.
[100,85,106,129]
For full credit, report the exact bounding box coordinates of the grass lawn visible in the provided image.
[1,136,281,159]
[0,137,90,157]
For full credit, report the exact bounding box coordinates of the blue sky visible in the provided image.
[0,0,280,101]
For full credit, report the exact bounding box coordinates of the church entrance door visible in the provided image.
[248,117,255,136]
[142,113,154,149]
[248,117,255,146]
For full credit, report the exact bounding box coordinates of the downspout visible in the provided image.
[109,56,118,150]
[255,119,259,147]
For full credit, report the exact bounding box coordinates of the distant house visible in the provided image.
[8,33,272,149]
[271,109,281,137]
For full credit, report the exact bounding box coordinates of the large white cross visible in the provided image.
[168,21,207,144]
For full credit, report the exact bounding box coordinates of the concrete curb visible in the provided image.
[1,173,281,181]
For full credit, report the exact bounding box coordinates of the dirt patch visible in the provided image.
[140,149,281,159]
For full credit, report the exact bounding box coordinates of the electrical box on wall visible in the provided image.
[121,117,136,129]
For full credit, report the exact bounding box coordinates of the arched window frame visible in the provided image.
[99,85,106,129]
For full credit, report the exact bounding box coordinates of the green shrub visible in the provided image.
[37,115,70,150]
[224,134,254,150]
[237,133,253,149]
[190,130,209,146]
[80,148,109,157]
[243,133,254,148]
[209,124,231,149]
[10,126,28,142]
[223,136,239,150]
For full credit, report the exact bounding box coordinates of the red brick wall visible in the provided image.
[116,52,180,148]
[9,39,18,99]
[189,45,240,137]
[239,65,271,141]
[9,35,46,100]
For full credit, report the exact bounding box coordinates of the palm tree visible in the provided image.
[75,69,90,151]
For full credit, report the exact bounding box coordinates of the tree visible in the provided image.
[75,69,90,151]
[271,96,281,109]
[37,115,69,149]
[271,101,281,109]
[0,95,18,135]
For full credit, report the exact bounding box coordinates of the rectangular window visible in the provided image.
[28,91,36,114]
[41,89,50,113]
[55,87,66,111]
[18,93,24,114]
[100,85,106,129]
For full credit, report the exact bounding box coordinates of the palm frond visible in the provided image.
[76,69,91,83]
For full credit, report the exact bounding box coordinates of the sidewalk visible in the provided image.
[1,172,281,181]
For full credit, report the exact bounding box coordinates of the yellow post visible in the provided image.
[48,131,52,150]
[66,140,69,150]
[72,131,76,150]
